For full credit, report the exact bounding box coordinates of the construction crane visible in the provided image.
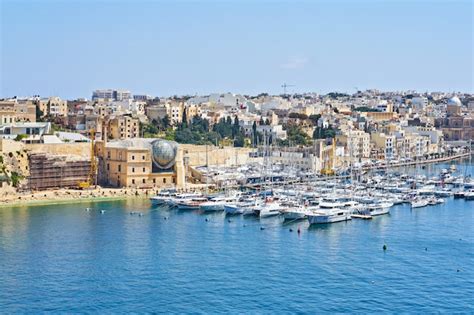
[77,129,97,189]
[281,83,295,95]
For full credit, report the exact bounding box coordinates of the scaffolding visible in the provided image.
[27,153,91,190]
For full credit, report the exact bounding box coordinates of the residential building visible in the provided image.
[108,116,140,140]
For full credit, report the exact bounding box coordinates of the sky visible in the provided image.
[1,0,473,99]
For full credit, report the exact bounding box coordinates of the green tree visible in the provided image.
[252,121,257,147]
[308,114,321,126]
[162,115,170,129]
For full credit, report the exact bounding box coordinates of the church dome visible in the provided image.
[447,96,462,106]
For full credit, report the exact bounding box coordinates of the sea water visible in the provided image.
[0,161,473,313]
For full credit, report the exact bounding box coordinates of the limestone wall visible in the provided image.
[25,143,91,158]
[179,144,255,167]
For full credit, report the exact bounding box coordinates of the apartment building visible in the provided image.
[92,89,132,101]
[337,130,370,160]
[371,133,396,160]
[0,99,36,123]
[108,116,140,140]
[38,97,68,117]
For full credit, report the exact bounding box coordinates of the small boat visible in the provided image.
[428,197,444,205]
[464,189,474,201]
[307,208,352,224]
[168,193,202,208]
[176,197,209,210]
[225,196,262,215]
[366,202,392,216]
[150,189,177,206]
[253,198,284,218]
[200,195,239,212]
[411,198,429,208]
[282,206,317,221]
[453,190,465,199]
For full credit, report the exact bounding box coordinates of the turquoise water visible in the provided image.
[0,161,473,313]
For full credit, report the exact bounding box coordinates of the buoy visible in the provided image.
[138,213,143,217]
[164,217,167,220]
[425,247,427,251]
[205,218,209,222]
[227,219,232,223]
[100,210,106,214]
[457,269,460,272]
[260,227,265,230]
[383,244,387,251]
[289,228,293,232]
[297,228,301,234]
[243,224,246,227]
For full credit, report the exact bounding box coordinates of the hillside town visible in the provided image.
[0,88,472,204]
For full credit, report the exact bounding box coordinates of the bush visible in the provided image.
[10,171,23,188]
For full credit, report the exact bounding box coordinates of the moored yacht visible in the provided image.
[200,194,240,212]
[282,205,317,221]
[253,198,285,218]
[411,198,429,208]
[307,208,352,224]
[176,196,208,210]
[150,189,177,206]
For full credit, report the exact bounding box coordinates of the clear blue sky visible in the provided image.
[1,0,472,99]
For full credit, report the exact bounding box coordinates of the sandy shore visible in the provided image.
[0,187,162,208]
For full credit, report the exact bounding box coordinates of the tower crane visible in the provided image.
[281,83,295,95]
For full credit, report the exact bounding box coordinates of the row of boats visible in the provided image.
[150,169,474,225]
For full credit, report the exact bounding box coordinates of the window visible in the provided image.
[132,168,135,173]
[107,151,111,158]
[107,164,109,171]
[163,178,166,183]
[118,165,121,172]
[143,167,145,172]
[142,155,145,160]
[132,179,135,184]
[132,155,135,160]
[153,178,156,184]
[142,179,146,184]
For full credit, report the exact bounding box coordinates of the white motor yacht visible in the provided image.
[282,205,318,221]
[464,189,474,201]
[150,189,177,206]
[253,198,285,218]
[200,194,240,212]
[307,208,352,224]
[176,197,208,210]
[168,193,202,208]
[411,198,429,208]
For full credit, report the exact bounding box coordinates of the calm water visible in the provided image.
[1,161,473,313]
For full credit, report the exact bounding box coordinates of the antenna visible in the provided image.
[281,83,295,95]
